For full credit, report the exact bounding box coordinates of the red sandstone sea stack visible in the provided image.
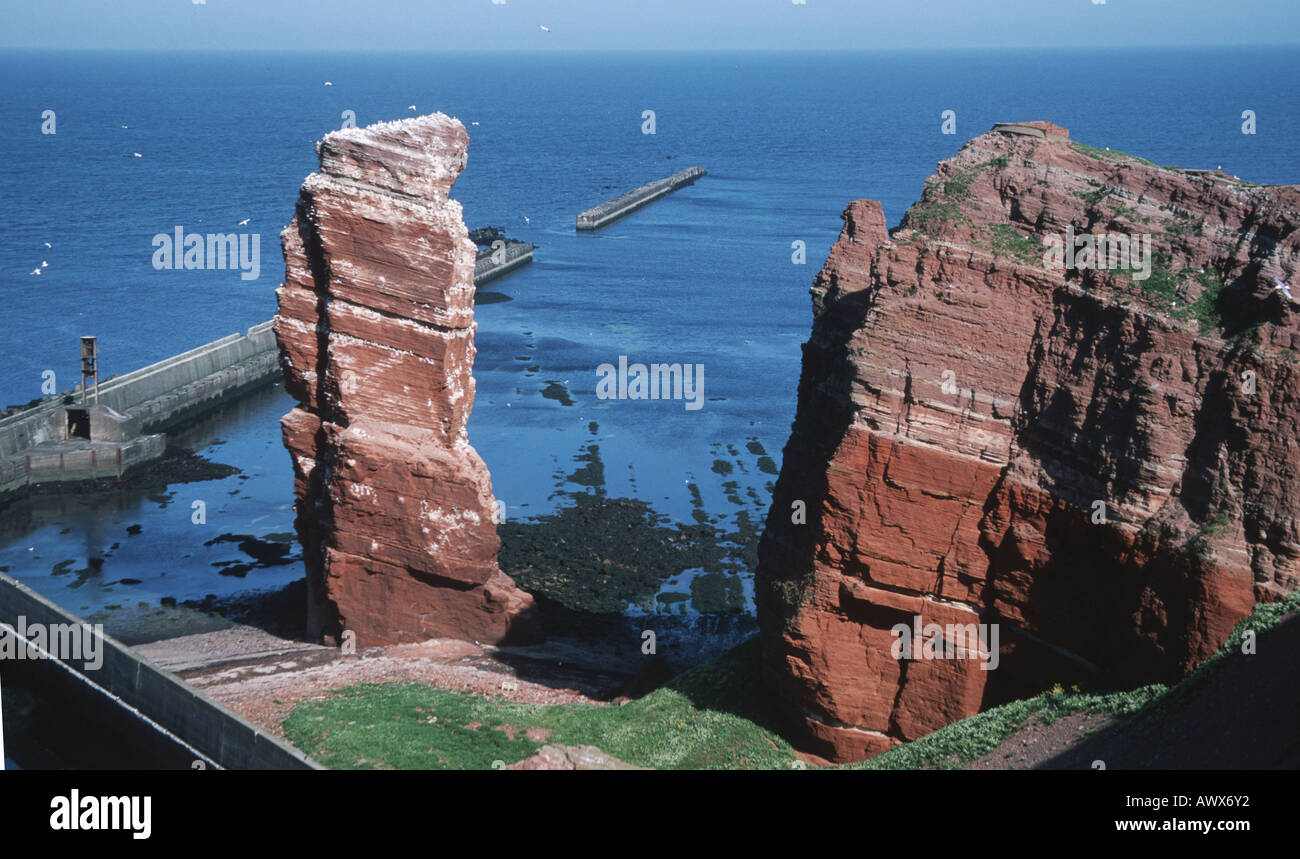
[757,122,1300,762]
[275,114,539,647]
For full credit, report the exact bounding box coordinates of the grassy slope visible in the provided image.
[283,637,799,770]
[858,588,1300,769]
[284,592,1300,770]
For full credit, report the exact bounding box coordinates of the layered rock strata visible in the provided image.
[275,114,538,647]
[758,121,1300,762]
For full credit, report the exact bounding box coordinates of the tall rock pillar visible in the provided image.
[275,114,539,647]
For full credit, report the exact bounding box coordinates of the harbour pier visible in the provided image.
[576,166,707,231]
[474,239,535,285]
[0,323,280,499]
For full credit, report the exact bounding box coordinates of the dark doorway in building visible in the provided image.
[67,409,90,440]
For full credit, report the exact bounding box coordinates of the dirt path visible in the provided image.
[967,612,1300,770]
[967,712,1120,770]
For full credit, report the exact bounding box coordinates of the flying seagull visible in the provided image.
[408,105,417,111]
[43,242,51,249]
[238,218,250,226]
[324,81,333,86]
[133,152,142,158]
[540,25,551,32]
[30,269,41,276]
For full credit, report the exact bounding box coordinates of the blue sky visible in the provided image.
[2,0,1297,51]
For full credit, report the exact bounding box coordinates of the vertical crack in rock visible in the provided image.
[758,122,1300,762]
[275,114,540,647]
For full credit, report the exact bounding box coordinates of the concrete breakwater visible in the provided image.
[474,240,535,285]
[0,322,279,498]
[576,166,706,231]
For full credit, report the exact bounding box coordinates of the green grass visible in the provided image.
[284,590,1300,771]
[1203,511,1232,538]
[899,157,1026,238]
[900,160,1009,236]
[989,223,1042,262]
[283,638,799,770]
[1166,214,1206,237]
[1121,588,1300,726]
[851,686,1163,770]
[1229,323,1263,348]
[942,170,977,199]
[1106,201,1140,221]
[1185,511,1233,566]
[1072,186,1113,207]
[857,588,1300,769]
[1186,271,1227,332]
[1069,141,1158,168]
[1122,254,1228,333]
[901,196,966,236]
[1133,252,1178,304]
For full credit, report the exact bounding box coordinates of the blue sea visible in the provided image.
[0,47,1297,621]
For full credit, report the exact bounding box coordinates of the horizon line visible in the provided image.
[3,42,1299,53]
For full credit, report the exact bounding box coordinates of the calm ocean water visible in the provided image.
[0,48,1296,618]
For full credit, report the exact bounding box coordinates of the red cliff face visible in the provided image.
[275,114,539,647]
[757,122,1300,762]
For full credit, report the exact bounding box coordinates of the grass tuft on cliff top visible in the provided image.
[1069,140,1158,168]
[283,637,799,770]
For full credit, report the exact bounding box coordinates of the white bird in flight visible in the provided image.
[30,269,41,276]
[324,81,333,86]
[408,105,417,111]
[238,218,250,226]
[41,260,48,268]
[540,25,551,32]
[133,152,142,158]
[523,215,531,224]
[43,242,51,249]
